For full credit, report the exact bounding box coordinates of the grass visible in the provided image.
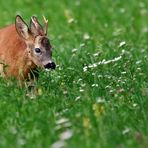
[0,0,148,147]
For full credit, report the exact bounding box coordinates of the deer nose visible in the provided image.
[44,62,56,69]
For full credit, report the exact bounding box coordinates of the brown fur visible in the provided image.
[0,24,36,80]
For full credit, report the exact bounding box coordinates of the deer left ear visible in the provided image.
[30,16,44,36]
[15,15,31,40]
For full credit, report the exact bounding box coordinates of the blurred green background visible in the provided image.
[0,0,148,148]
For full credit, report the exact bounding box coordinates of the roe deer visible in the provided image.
[0,15,56,81]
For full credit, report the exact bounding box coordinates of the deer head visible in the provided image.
[15,15,56,70]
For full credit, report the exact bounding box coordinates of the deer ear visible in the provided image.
[30,16,44,36]
[15,15,31,40]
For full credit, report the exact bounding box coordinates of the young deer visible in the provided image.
[0,15,56,81]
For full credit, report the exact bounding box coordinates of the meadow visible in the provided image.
[0,0,148,147]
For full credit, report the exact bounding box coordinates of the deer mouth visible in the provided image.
[44,62,56,70]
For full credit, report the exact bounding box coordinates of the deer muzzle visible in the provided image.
[44,62,56,69]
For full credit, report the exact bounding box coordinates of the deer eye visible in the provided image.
[35,48,41,53]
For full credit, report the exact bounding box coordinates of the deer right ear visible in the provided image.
[15,15,31,40]
[30,16,44,36]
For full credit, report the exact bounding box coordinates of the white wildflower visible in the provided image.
[93,52,100,57]
[98,75,103,78]
[72,48,78,53]
[56,118,69,125]
[80,43,85,47]
[133,103,138,107]
[109,90,114,93]
[80,89,84,92]
[112,56,122,62]
[59,130,73,140]
[104,60,111,64]
[92,84,98,87]
[95,84,98,87]
[105,85,111,89]
[92,84,95,87]
[55,122,72,131]
[51,140,66,148]
[88,65,94,68]
[97,61,102,65]
[119,41,126,47]
[78,78,82,82]
[122,128,130,135]
[121,71,126,74]
[96,97,106,103]
[68,18,74,24]
[83,33,90,40]
[137,67,141,71]
[83,66,88,72]
[75,96,81,101]
[93,63,97,68]
[81,83,86,87]
[136,60,142,64]
[63,91,68,95]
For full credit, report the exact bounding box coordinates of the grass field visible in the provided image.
[0,0,148,148]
